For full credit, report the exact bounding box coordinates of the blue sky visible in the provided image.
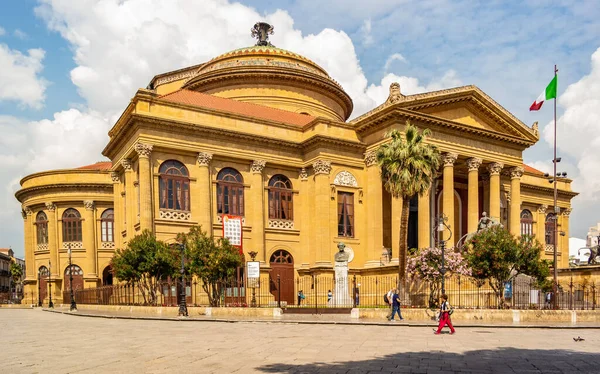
[1,0,599,258]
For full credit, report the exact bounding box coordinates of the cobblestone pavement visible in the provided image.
[3,309,600,373]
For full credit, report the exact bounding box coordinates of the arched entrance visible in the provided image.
[102,266,113,286]
[269,250,294,305]
[38,266,49,304]
[63,265,84,303]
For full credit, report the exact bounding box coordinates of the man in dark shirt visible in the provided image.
[388,288,404,321]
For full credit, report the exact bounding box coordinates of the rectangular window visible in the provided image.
[337,192,354,238]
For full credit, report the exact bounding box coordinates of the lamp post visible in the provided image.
[248,251,258,307]
[48,260,53,309]
[435,213,453,296]
[37,272,42,307]
[543,167,567,310]
[68,243,77,311]
[178,242,188,317]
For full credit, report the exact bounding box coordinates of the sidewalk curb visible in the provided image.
[41,309,600,329]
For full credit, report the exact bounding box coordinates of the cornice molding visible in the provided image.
[521,183,579,198]
[15,183,114,203]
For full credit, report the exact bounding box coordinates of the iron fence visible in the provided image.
[59,275,600,310]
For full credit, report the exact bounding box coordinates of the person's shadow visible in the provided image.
[257,347,599,373]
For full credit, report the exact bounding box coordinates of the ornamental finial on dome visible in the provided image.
[251,22,274,47]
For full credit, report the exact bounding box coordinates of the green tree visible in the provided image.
[111,230,179,305]
[9,262,23,283]
[376,122,441,280]
[465,225,551,308]
[180,226,243,307]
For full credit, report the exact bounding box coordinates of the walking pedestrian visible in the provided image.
[434,294,455,335]
[388,288,404,321]
[297,290,305,306]
[384,288,394,319]
[327,290,332,303]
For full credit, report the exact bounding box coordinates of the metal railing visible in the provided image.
[57,275,600,310]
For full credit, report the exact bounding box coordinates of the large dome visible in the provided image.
[183,39,353,121]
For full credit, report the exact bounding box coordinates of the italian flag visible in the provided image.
[530,75,557,111]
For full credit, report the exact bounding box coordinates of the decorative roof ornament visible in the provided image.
[385,82,404,104]
[532,121,539,138]
[251,22,274,47]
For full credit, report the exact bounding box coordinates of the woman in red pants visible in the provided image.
[434,294,455,335]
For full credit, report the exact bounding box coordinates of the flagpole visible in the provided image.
[553,64,558,310]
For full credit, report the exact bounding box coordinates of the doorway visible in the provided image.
[269,250,294,305]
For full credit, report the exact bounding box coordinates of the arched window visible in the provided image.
[520,210,533,236]
[101,209,114,242]
[270,250,293,264]
[35,211,48,245]
[217,168,244,216]
[159,160,190,211]
[64,264,84,291]
[545,213,556,246]
[337,192,354,237]
[38,266,49,277]
[268,175,293,220]
[62,208,82,242]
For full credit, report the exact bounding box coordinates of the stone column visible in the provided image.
[442,153,458,244]
[134,143,153,232]
[417,189,430,249]
[313,159,332,266]
[482,174,490,214]
[196,152,213,232]
[298,167,309,266]
[83,200,97,282]
[467,158,482,233]
[111,172,121,249]
[365,151,383,266]
[392,195,402,260]
[22,207,35,281]
[487,162,503,222]
[536,205,547,245]
[251,160,266,261]
[45,202,59,278]
[121,159,134,236]
[509,166,524,236]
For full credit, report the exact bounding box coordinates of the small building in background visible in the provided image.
[0,248,26,303]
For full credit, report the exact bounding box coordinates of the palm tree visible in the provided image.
[376,122,441,281]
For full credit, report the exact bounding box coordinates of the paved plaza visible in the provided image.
[2,309,600,373]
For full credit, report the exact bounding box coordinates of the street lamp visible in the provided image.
[48,260,54,309]
[543,167,568,309]
[178,242,188,317]
[435,213,453,296]
[37,272,42,307]
[68,243,77,311]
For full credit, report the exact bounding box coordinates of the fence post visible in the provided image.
[352,274,357,308]
[592,283,596,311]
[277,274,281,308]
[314,275,318,314]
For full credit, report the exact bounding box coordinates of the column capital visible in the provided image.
[299,167,308,181]
[21,206,32,219]
[250,160,266,174]
[110,172,120,183]
[197,152,213,167]
[509,166,524,179]
[466,157,482,171]
[364,151,377,167]
[83,200,95,211]
[562,208,572,217]
[486,162,504,176]
[121,159,133,171]
[442,152,458,167]
[537,204,548,214]
[45,202,56,211]
[134,143,153,158]
[313,159,332,175]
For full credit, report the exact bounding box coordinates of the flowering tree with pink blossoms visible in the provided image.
[407,247,472,307]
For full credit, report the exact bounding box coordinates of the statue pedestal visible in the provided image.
[329,260,352,307]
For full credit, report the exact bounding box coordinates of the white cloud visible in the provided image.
[360,19,374,46]
[13,29,28,40]
[384,53,406,72]
[0,27,5,36]
[0,44,47,109]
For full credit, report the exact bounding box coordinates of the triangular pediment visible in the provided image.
[352,85,539,144]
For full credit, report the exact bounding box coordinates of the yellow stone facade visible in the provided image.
[16,32,577,300]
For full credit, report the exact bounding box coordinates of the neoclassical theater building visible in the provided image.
[16,23,576,301]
